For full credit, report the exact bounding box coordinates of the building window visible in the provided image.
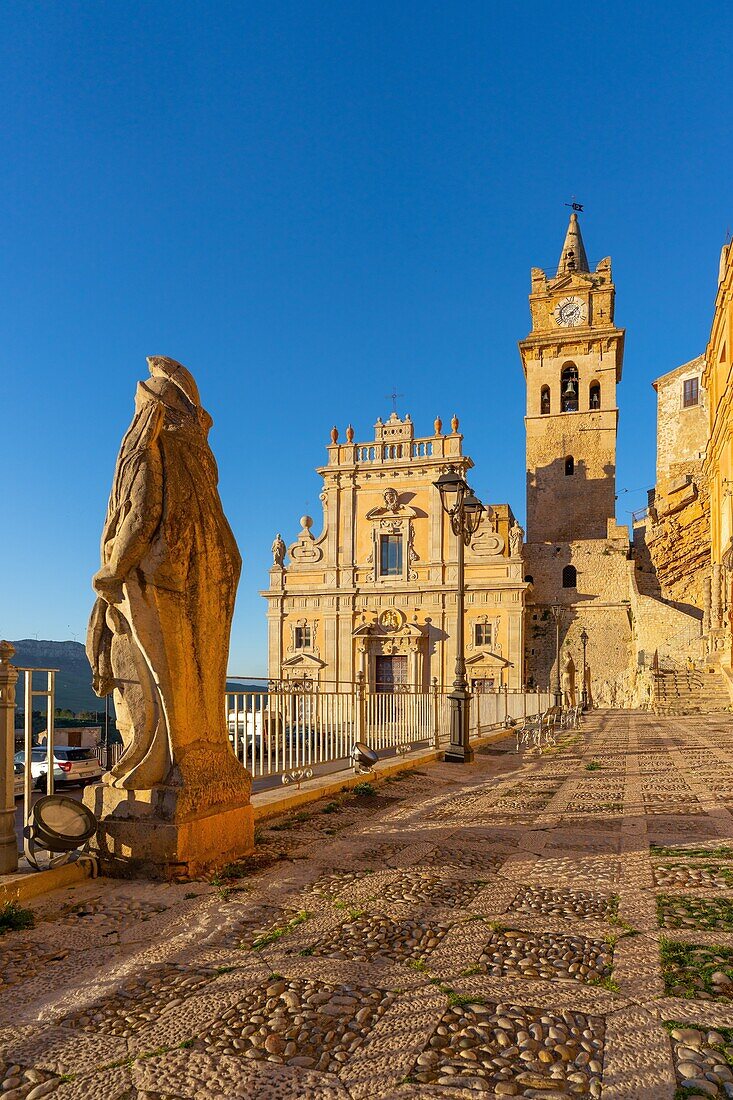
[683,377,699,408]
[540,386,551,415]
[294,624,312,648]
[561,364,579,412]
[589,381,601,409]
[474,622,492,647]
[379,534,403,577]
[565,455,574,476]
[562,565,577,589]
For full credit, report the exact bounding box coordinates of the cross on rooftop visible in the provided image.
[386,386,404,414]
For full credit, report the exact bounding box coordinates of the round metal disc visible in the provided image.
[31,795,97,852]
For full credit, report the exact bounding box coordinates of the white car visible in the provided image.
[13,761,24,798]
[13,746,103,790]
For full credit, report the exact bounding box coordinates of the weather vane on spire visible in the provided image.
[386,386,404,414]
[565,197,584,212]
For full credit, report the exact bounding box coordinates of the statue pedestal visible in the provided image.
[83,783,254,880]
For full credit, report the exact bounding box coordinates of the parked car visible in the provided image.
[13,761,24,798]
[13,746,103,790]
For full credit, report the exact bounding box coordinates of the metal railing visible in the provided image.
[94,743,124,767]
[470,689,554,734]
[225,683,546,789]
[17,667,58,865]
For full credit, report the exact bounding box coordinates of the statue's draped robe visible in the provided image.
[88,381,242,794]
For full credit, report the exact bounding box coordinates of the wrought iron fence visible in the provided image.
[224,683,547,788]
[470,689,554,734]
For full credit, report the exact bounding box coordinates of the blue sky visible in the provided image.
[3,1,731,674]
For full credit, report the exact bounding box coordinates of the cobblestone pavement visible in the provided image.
[6,711,733,1097]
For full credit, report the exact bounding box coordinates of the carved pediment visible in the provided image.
[281,651,327,670]
[465,651,511,669]
[352,608,424,640]
[365,487,418,521]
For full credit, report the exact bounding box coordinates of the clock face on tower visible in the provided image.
[553,296,586,328]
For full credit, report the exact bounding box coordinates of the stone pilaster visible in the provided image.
[703,572,712,634]
[0,641,19,874]
[712,562,722,630]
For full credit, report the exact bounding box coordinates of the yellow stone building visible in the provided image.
[520,213,635,703]
[263,413,528,693]
[703,240,733,670]
[641,356,710,615]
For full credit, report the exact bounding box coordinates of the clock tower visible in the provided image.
[519,212,625,542]
[519,213,633,702]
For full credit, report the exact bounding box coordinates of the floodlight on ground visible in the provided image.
[352,742,379,773]
[24,795,98,871]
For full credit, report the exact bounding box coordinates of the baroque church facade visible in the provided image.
[265,213,712,706]
[263,414,528,693]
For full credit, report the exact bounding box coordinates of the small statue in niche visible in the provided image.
[509,520,524,558]
[271,533,286,567]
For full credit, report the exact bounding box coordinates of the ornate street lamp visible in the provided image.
[434,466,485,763]
[580,627,589,710]
[550,604,563,706]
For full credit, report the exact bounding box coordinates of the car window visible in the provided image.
[31,749,48,761]
[55,748,96,761]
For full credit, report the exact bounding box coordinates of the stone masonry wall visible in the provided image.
[644,470,710,613]
[655,356,707,482]
[526,413,617,543]
[524,533,634,706]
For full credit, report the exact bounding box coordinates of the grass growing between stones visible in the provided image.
[651,844,733,859]
[657,894,733,931]
[660,938,733,1000]
[250,910,310,950]
[588,975,620,993]
[663,1020,733,1095]
[654,862,733,888]
[663,1019,733,1056]
[0,901,34,935]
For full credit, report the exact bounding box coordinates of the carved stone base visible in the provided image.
[0,808,18,876]
[83,784,254,880]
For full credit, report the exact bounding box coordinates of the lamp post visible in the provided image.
[434,466,485,763]
[580,627,589,710]
[550,604,563,706]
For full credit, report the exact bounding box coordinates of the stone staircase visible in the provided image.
[653,663,732,715]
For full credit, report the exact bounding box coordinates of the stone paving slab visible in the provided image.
[7,711,733,1096]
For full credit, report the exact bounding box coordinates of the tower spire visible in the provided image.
[557,211,590,276]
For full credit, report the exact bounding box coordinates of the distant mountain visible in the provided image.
[10,639,97,714]
[10,639,267,715]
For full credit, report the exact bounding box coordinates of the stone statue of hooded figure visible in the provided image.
[561,652,576,708]
[87,357,248,806]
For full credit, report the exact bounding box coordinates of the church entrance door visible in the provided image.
[375,655,408,694]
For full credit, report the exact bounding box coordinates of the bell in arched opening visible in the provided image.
[560,364,579,412]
